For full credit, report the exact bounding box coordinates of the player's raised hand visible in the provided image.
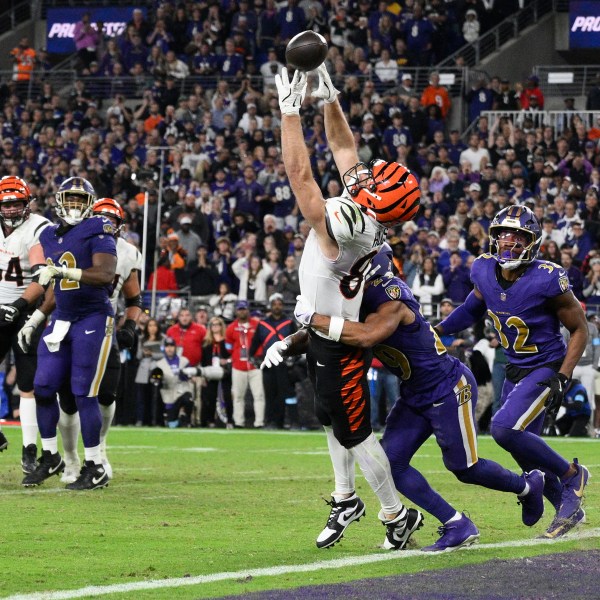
[17,309,46,352]
[311,64,340,104]
[275,67,308,115]
[260,340,289,369]
[294,295,315,327]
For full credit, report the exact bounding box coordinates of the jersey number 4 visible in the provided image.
[0,257,24,286]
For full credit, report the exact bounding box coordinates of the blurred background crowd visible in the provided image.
[0,0,598,436]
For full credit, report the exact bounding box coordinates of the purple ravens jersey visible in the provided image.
[362,275,461,407]
[40,217,117,320]
[470,255,568,368]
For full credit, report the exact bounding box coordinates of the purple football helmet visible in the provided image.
[489,205,542,270]
[366,242,394,282]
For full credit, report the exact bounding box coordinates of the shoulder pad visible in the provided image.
[324,197,367,244]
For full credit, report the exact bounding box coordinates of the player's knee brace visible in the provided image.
[98,392,116,407]
[34,393,56,407]
[490,422,520,449]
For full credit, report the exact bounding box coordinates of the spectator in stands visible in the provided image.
[519,74,544,109]
[459,133,491,173]
[73,14,99,72]
[412,255,444,317]
[560,249,585,300]
[233,250,273,303]
[555,379,592,437]
[465,76,494,125]
[128,8,151,42]
[420,71,451,120]
[276,254,300,305]
[187,244,219,296]
[146,19,173,55]
[441,250,473,303]
[462,9,480,44]
[567,221,594,263]
[209,282,238,324]
[166,307,207,368]
[226,300,265,428]
[135,318,165,426]
[402,3,435,66]
[403,96,428,145]
[249,293,296,430]
[199,317,232,428]
[147,252,178,294]
[374,48,399,87]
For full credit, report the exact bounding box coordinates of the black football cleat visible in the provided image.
[0,431,7,452]
[66,461,109,491]
[21,444,39,474]
[22,450,65,487]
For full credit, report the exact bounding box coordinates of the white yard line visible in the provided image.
[5,528,600,600]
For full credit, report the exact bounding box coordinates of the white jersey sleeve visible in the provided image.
[299,196,385,331]
[0,214,50,303]
[112,237,143,314]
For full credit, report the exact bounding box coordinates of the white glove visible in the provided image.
[311,63,340,104]
[261,340,289,369]
[275,67,308,115]
[17,309,46,352]
[38,264,82,286]
[182,366,198,378]
[294,295,315,327]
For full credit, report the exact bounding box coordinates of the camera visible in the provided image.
[149,367,164,388]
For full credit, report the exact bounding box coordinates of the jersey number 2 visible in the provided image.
[48,252,80,291]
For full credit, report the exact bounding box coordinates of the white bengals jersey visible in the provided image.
[299,196,385,331]
[0,214,50,303]
[111,237,143,314]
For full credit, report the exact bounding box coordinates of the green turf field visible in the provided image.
[0,426,597,599]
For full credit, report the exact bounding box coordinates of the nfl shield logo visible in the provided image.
[500,292,507,301]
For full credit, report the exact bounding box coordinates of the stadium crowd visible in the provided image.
[0,0,599,436]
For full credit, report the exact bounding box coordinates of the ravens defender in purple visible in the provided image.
[436,205,590,538]
[21,177,117,490]
[293,245,545,551]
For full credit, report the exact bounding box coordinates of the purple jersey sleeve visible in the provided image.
[362,276,462,407]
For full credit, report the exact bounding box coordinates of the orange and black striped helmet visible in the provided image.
[342,159,420,226]
[0,175,33,228]
[93,197,125,233]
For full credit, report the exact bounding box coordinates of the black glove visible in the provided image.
[537,373,570,417]
[116,319,137,349]
[0,298,28,325]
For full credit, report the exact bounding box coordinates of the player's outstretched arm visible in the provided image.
[307,300,409,347]
[435,288,486,335]
[277,68,328,235]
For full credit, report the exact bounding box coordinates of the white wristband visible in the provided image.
[63,267,83,282]
[29,308,47,327]
[328,316,345,342]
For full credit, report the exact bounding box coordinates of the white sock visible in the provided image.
[324,426,355,496]
[58,408,80,461]
[84,444,102,465]
[20,396,38,447]
[349,432,404,515]
[518,480,530,497]
[99,403,116,452]
[445,511,462,524]
[41,436,58,454]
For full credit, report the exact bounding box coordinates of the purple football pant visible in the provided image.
[35,313,114,448]
[383,366,524,523]
[491,365,570,501]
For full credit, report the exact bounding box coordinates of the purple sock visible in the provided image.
[35,395,59,440]
[454,458,524,494]
[75,396,102,448]
[392,464,456,524]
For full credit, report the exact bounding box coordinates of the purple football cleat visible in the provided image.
[542,507,586,539]
[421,513,480,552]
[557,459,589,520]
[519,469,545,526]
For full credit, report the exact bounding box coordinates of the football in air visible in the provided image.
[285,31,328,72]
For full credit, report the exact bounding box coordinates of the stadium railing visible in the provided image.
[480,110,600,137]
[0,0,34,36]
[437,0,555,69]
